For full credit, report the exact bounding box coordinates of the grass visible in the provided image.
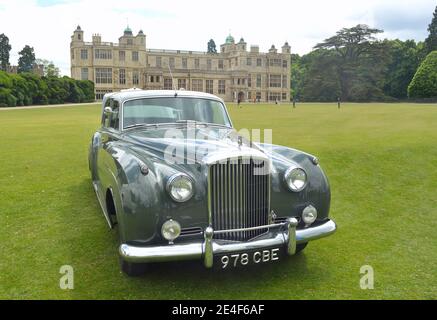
[0,102,436,299]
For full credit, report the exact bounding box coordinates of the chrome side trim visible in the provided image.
[119,219,337,266]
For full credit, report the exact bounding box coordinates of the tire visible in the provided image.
[120,258,148,277]
[295,242,308,253]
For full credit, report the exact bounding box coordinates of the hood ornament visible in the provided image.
[237,135,243,148]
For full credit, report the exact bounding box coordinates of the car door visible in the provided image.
[97,98,121,195]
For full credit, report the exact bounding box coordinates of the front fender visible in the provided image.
[260,143,331,222]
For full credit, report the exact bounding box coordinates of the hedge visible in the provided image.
[0,71,95,107]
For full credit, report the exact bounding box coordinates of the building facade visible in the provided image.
[70,26,291,102]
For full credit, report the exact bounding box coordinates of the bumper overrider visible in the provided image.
[119,218,336,268]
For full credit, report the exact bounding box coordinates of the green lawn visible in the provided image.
[0,102,436,299]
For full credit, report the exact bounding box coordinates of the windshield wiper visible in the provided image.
[124,123,159,130]
[175,120,230,128]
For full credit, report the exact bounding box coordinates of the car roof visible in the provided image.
[103,89,224,104]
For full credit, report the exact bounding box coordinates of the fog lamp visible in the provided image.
[161,219,181,242]
[302,205,317,225]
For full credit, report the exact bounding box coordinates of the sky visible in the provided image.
[0,0,435,76]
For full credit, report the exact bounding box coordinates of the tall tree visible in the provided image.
[425,5,437,54]
[17,45,36,73]
[314,24,384,100]
[0,34,12,71]
[207,39,217,54]
[382,39,421,99]
[36,59,60,77]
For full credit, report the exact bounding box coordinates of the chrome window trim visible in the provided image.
[119,95,233,132]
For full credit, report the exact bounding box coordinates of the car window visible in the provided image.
[123,97,231,128]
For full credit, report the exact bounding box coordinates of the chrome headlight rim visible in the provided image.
[166,173,195,203]
[161,219,181,241]
[284,166,308,192]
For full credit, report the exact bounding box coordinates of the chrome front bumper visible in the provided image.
[119,218,336,268]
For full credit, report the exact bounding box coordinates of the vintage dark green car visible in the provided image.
[89,89,336,276]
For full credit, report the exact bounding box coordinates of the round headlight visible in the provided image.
[161,219,181,241]
[302,205,317,225]
[166,173,194,202]
[284,167,307,192]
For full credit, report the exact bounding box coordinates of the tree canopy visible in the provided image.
[207,39,217,54]
[17,45,36,73]
[0,34,11,71]
[408,51,437,98]
[425,5,437,54]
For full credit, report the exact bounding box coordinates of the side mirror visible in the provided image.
[104,106,113,115]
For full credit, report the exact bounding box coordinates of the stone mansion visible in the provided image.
[70,26,291,102]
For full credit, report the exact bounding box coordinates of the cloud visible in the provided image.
[0,0,435,76]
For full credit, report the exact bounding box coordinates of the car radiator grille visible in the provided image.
[208,158,270,241]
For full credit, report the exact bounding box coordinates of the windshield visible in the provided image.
[123,97,232,129]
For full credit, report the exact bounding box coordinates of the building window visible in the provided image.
[95,49,112,59]
[119,51,125,61]
[81,68,88,80]
[235,57,238,66]
[269,74,282,88]
[78,34,81,41]
[192,79,203,92]
[207,59,212,70]
[80,49,88,60]
[133,71,139,85]
[95,90,112,100]
[269,92,282,101]
[182,58,187,69]
[149,75,154,83]
[206,80,213,94]
[71,49,74,59]
[282,93,287,101]
[119,69,126,85]
[269,58,282,67]
[169,57,175,68]
[127,39,133,45]
[218,80,225,94]
[195,58,200,69]
[283,60,288,68]
[164,78,173,90]
[132,51,139,62]
[248,92,252,100]
[156,57,161,67]
[247,58,252,66]
[95,68,112,84]
[248,76,252,87]
[256,92,261,101]
[178,79,186,89]
[218,59,224,69]
[257,58,262,67]
[282,75,287,88]
[256,74,262,88]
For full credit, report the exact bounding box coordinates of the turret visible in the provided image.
[71,25,84,43]
[282,42,291,54]
[269,45,277,54]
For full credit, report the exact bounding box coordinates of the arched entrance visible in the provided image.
[238,91,245,102]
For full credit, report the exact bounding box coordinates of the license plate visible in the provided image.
[217,248,282,269]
